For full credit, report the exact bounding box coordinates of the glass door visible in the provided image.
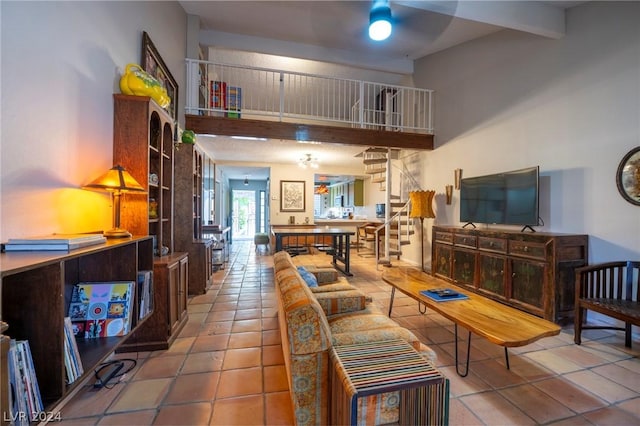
[231,189,256,240]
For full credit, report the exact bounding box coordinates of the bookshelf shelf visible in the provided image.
[0,236,153,413]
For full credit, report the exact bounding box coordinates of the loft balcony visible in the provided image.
[184,59,434,151]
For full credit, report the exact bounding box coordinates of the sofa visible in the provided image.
[273,251,440,425]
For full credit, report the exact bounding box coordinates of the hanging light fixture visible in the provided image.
[298,154,319,169]
[243,175,249,186]
[369,0,392,41]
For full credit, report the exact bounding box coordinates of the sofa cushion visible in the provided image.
[297,266,318,287]
[328,313,422,351]
[313,290,367,316]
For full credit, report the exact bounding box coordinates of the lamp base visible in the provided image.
[103,228,132,238]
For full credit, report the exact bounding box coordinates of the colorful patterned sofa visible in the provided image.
[273,251,439,425]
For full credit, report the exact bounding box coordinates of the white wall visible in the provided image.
[413,1,640,263]
[0,1,187,240]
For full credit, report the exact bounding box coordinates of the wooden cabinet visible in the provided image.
[432,226,588,323]
[175,144,216,294]
[0,237,153,409]
[347,179,364,206]
[112,94,188,348]
[113,94,175,255]
[119,252,188,352]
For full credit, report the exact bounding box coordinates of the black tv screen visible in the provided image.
[460,166,540,226]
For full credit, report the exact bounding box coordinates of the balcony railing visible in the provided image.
[185,59,434,134]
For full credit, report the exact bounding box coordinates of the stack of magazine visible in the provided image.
[3,233,106,251]
[7,339,43,425]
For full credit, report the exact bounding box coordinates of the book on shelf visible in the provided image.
[4,233,106,251]
[63,317,84,383]
[69,281,135,339]
[137,270,153,320]
[7,338,43,424]
[420,288,469,302]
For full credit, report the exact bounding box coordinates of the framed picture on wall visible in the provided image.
[280,180,305,212]
[141,31,178,121]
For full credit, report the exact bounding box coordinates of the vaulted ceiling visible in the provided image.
[179,1,584,179]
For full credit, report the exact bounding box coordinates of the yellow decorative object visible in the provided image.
[409,190,436,219]
[119,63,170,109]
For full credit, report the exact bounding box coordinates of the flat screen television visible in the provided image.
[460,166,540,228]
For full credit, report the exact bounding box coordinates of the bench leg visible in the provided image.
[625,322,632,348]
[454,325,472,377]
[388,287,396,317]
[505,347,510,370]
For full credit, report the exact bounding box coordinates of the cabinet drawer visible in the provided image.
[454,234,477,248]
[478,237,507,253]
[435,231,453,244]
[508,240,546,260]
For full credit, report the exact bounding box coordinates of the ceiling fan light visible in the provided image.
[369,6,392,41]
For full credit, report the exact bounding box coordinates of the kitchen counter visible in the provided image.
[314,219,381,226]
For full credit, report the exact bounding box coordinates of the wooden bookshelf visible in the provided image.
[0,237,153,410]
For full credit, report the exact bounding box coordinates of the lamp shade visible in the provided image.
[83,165,145,238]
[409,190,436,219]
[83,165,145,193]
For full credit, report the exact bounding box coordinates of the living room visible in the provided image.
[1,1,638,424]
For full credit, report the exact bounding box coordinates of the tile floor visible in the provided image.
[58,240,639,425]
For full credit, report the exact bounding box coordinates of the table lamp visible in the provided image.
[409,190,436,272]
[84,165,146,238]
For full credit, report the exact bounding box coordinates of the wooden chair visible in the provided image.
[574,261,640,348]
[356,223,375,252]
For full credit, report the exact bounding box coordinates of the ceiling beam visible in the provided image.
[186,115,434,151]
[396,1,566,39]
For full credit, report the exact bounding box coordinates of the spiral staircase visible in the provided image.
[360,147,422,268]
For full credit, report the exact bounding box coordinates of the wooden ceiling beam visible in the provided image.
[185,115,433,151]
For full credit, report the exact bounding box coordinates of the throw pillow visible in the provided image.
[297,266,318,287]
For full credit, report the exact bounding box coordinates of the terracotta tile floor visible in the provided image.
[57,240,639,425]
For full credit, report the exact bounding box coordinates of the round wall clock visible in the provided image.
[616,146,640,206]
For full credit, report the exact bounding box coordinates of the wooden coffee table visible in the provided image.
[382,267,561,376]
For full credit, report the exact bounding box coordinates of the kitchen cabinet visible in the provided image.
[432,226,588,323]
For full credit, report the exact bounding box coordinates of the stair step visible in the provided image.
[363,158,388,165]
[366,147,391,153]
[371,177,386,183]
[389,194,401,200]
[390,202,406,208]
[365,168,386,174]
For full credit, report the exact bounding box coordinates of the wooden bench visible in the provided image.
[574,261,640,348]
[382,267,561,376]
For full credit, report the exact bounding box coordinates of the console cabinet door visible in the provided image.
[452,249,476,287]
[509,258,546,314]
[478,253,506,299]
[433,244,452,279]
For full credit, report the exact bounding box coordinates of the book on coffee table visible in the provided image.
[420,288,469,302]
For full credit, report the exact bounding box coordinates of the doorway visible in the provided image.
[232,189,256,240]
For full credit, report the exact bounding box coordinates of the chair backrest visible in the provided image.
[576,261,640,301]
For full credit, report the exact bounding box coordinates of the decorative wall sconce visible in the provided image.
[454,169,462,190]
[445,185,454,205]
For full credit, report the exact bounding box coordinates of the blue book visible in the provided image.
[420,288,469,302]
